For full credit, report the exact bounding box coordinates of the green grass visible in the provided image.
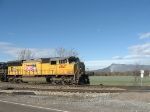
[89,76,150,86]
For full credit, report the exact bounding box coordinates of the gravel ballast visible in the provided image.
[0,91,150,112]
[0,83,150,112]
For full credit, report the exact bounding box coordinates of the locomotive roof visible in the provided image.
[50,56,78,60]
[7,60,24,66]
[6,56,79,64]
[0,62,7,64]
[36,58,50,63]
[7,60,25,63]
[37,56,78,61]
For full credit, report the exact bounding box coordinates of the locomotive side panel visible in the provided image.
[49,60,57,75]
[22,61,39,76]
[41,63,50,75]
[56,59,74,75]
[7,60,23,76]
[8,66,22,76]
[6,56,90,84]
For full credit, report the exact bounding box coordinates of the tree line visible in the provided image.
[18,46,79,61]
[93,70,150,76]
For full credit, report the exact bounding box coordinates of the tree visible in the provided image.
[18,48,35,61]
[132,62,143,86]
[55,47,79,57]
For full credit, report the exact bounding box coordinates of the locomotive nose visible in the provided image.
[76,62,85,74]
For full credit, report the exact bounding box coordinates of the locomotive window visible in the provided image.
[59,59,67,64]
[51,61,56,65]
[69,58,80,63]
[42,58,50,63]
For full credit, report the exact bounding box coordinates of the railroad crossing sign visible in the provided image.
[140,70,144,86]
[140,70,144,78]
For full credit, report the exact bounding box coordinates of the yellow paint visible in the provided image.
[8,58,85,76]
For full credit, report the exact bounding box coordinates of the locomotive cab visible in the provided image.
[68,57,90,84]
[47,56,89,85]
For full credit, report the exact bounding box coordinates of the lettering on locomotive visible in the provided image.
[25,64,37,72]
[59,64,66,68]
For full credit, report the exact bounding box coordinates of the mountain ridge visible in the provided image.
[93,63,150,72]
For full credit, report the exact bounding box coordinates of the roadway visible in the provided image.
[0,100,68,112]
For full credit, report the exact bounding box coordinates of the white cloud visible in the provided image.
[86,35,150,70]
[30,48,55,58]
[139,32,150,39]
[1,39,150,71]
[112,56,122,59]
[85,59,150,70]
[85,59,136,70]
[124,43,150,59]
[0,42,14,46]
[123,33,150,59]
[85,42,150,70]
[0,42,55,61]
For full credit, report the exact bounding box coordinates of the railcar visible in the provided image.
[6,56,90,85]
[0,62,8,82]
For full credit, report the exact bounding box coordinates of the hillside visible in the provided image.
[94,64,150,72]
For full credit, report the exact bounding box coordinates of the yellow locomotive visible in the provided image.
[7,56,90,84]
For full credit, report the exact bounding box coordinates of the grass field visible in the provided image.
[89,76,150,86]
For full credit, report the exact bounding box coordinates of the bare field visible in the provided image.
[89,76,150,86]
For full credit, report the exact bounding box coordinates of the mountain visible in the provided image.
[94,63,150,72]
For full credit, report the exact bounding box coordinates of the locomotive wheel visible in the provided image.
[8,77,15,83]
[15,79,22,83]
[61,80,65,85]
[69,78,74,85]
[46,77,52,83]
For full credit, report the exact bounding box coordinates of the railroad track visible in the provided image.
[0,82,128,89]
[1,82,149,93]
[0,87,125,93]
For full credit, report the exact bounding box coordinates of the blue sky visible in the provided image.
[1,0,150,70]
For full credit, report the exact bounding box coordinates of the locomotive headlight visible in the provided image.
[76,64,81,69]
[79,65,82,69]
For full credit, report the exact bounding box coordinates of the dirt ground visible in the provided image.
[112,92,150,103]
[0,91,150,112]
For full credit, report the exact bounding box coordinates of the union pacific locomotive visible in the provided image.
[0,56,90,85]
